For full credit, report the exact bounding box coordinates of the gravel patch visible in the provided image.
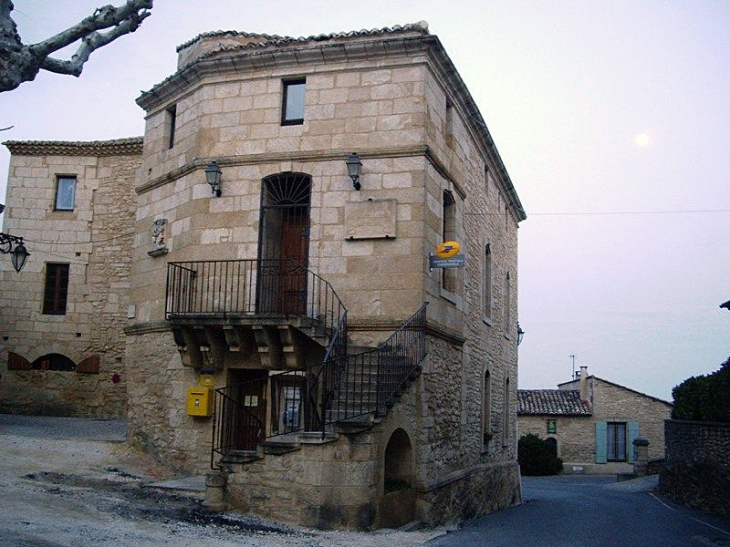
[0,419,444,546]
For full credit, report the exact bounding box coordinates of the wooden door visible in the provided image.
[230,370,268,451]
[279,207,308,315]
[257,173,311,316]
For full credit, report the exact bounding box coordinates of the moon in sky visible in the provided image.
[635,132,651,147]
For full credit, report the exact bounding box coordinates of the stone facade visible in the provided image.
[518,367,673,474]
[0,139,141,418]
[125,23,525,528]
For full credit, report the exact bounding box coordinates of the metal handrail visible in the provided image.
[210,303,428,467]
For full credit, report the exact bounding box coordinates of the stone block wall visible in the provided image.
[659,419,730,518]
[0,140,141,418]
[124,328,213,472]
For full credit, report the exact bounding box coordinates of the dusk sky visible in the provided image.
[1,0,728,401]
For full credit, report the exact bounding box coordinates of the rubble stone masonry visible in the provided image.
[0,139,141,417]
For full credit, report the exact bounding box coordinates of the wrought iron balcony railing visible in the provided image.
[165,258,345,333]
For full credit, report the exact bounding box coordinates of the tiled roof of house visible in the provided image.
[175,22,430,53]
[3,137,143,157]
[517,389,592,416]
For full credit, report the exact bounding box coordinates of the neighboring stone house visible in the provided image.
[0,138,141,418]
[1,21,527,529]
[517,388,592,465]
[518,366,673,474]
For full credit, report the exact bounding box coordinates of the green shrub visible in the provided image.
[672,357,730,423]
[518,434,563,476]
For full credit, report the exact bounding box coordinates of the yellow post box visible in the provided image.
[186,387,212,417]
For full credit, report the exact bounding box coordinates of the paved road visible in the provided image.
[0,413,126,441]
[428,475,730,547]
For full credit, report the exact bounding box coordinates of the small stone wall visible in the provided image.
[659,419,730,519]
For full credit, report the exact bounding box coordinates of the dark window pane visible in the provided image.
[43,263,69,315]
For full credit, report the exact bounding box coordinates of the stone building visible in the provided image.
[1,21,526,529]
[518,366,673,474]
[0,138,141,417]
[125,22,525,528]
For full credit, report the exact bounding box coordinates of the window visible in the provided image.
[595,421,639,463]
[502,376,510,446]
[484,165,490,197]
[483,245,492,318]
[503,271,511,333]
[282,79,306,125]
[607,422,627,462]
[482,370,492,444]
[43,263,69,315]
[165,105,176,149]
[445,99,454,145]
[54,176,76,211]
[279,384,302,433]
[442,190,456,293]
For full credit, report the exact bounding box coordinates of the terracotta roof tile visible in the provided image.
[3,137,143,157]
[517,389,592,416]
[175,22,430,53]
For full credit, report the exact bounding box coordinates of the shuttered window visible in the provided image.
[595,421,639,463]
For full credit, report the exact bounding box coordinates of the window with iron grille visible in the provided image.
[43,263,69,315]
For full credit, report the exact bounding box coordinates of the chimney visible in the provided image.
[579,365,588,400]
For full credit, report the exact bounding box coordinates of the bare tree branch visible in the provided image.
[0,0,152,92]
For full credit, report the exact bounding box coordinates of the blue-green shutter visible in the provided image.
[627,422,640,463]
[595,421,607,464]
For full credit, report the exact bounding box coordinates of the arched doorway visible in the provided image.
[380,428,415,528]
[257,172,312,315]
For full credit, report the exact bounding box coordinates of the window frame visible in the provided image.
[165,105,177,149]
[54,176,77,211]
[607,422,628,462]
[482,369,492,445]
[503,271,511,335]
[483,244,492,320]
[281,78,306,126]
[502,375,511,447]
[43,263,70,315]
[441,190,457,293]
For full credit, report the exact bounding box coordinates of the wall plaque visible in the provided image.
[345,199,396,240]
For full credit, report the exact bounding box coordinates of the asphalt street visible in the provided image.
[428,475,730,547]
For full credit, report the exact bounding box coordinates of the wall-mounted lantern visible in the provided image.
[0,232,30,272]
[205,161,222,197]
[346,152,362,191]
[517,323,525,346]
